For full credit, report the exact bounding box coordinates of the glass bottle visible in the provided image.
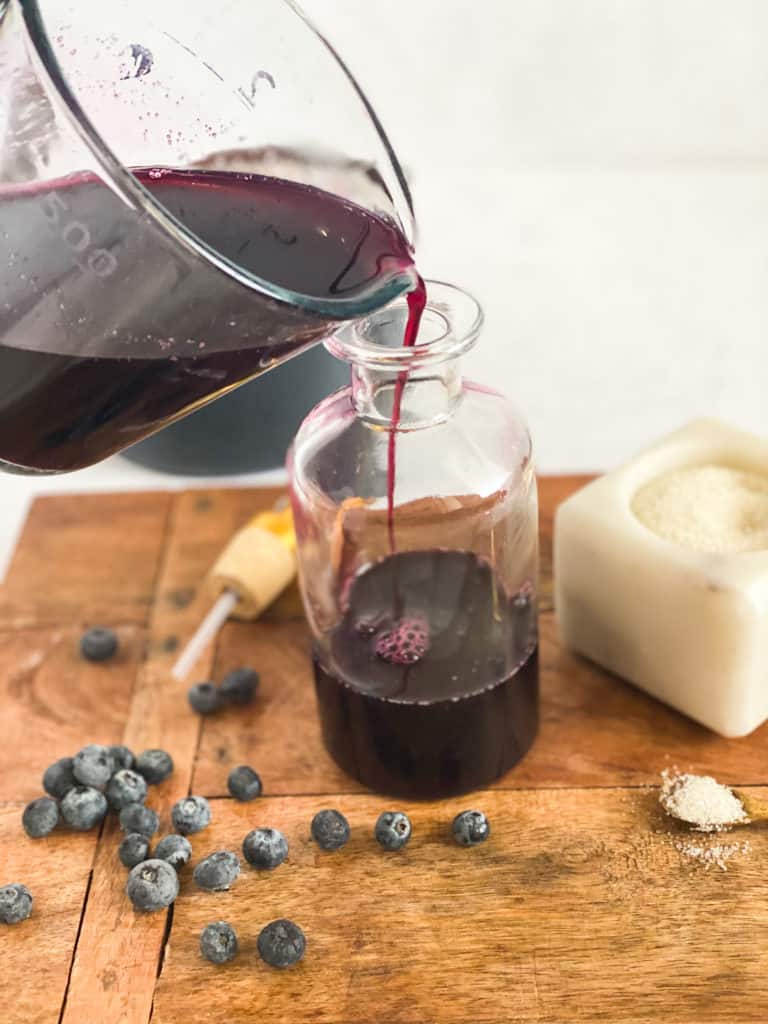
[289,281,539,798]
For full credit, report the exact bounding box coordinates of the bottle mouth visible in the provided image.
[325,281,484,370]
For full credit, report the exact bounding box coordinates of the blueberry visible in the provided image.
[22,796,59,838]
[119,832,151,868]
[227,765,262,802]
[311,809,350,851]
[257,919,305,969]
[109,745,135,772]
[219,667,259,705]
[106,769,148,811]
[200,921,238,964]
[80,627,118,662]
[119,802,159,838]
[242,828,288,870]
[135,749,174,785]
[171,795,211,836]
[188,682,221,716]
[43,757,77,800]
[374,811,412,851]
[451,809,490,846]
[193,850,240,892]
[126,858,179,912]
[72,744,115,789]
[154,834,192,870]
[0,884,32,925]
[61,786,108,831]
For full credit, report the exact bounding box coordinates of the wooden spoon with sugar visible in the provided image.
[660,771,768,831]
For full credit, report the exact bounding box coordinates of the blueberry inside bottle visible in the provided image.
[289,282,539,798]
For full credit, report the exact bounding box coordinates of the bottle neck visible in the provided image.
[327,280,484,428]
[350,356,463,429]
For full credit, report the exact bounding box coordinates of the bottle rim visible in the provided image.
[325,280,484,371]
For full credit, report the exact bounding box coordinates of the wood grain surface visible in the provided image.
[1,476,767,1024]
[150,791,768,1024]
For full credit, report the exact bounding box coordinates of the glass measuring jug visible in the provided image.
[0,0,417,473]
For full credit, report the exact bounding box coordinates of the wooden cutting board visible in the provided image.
[2,478,768,1024]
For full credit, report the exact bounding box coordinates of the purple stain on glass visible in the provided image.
[119,44,154,80]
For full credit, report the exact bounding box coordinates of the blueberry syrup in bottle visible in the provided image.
[313,550,539,798]
[310,276,539,799]
[386,279,427,552]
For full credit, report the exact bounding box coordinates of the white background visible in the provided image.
[2,0,768,567]
[300,0,768,472]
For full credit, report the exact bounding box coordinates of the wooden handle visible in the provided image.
[733,789,768,823]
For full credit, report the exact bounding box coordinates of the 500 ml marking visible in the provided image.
[40,191,118,279]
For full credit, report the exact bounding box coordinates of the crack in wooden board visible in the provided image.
[0,625,147,802]
[0,492,172,629]
[1,802,99,1024]
[149,791,768,1024]
[2,478,768,1024]
[57,489,285,1024]
[193,608,768,796]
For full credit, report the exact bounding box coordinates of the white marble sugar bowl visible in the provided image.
[554,419,768,737]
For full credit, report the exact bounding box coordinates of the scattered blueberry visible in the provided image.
[135,749,174,785]
[451,809,490,847]
[72,744,115,789]
[227,765,262,802]
[200,921,238,964]
[22,797,59,839]
[257,919,306,968]
[0,884,33,925]
[187,682,221,716]
[126,858,179,912]
[171,796,211,836]
[119,833,151,869]
[119,802,159,838]
[80,627,118,662]
[374,811,412,851]
[43,757,77,800]
[109,745,135,772]
[61,786,108,831]
[154,834,192,870]
[219,667,259,705]
[106,769,148,811]
[193,851,240,892]
[242,828,288,870]
[311,809,350,851]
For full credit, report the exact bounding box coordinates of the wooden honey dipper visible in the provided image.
[172,503,296,680]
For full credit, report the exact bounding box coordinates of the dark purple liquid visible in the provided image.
[386,280,427,552]
[313,549,539,798]
[0,169,416,471]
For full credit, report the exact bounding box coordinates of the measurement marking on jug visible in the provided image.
[251,70,276,96]
[40,191,118,279]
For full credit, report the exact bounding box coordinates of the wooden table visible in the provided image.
[2,478,767,1024]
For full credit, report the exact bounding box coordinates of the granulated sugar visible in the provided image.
[675,839,751,872]
[632,464,768,553]
[660,770,748,832]
[634,462,768,552]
